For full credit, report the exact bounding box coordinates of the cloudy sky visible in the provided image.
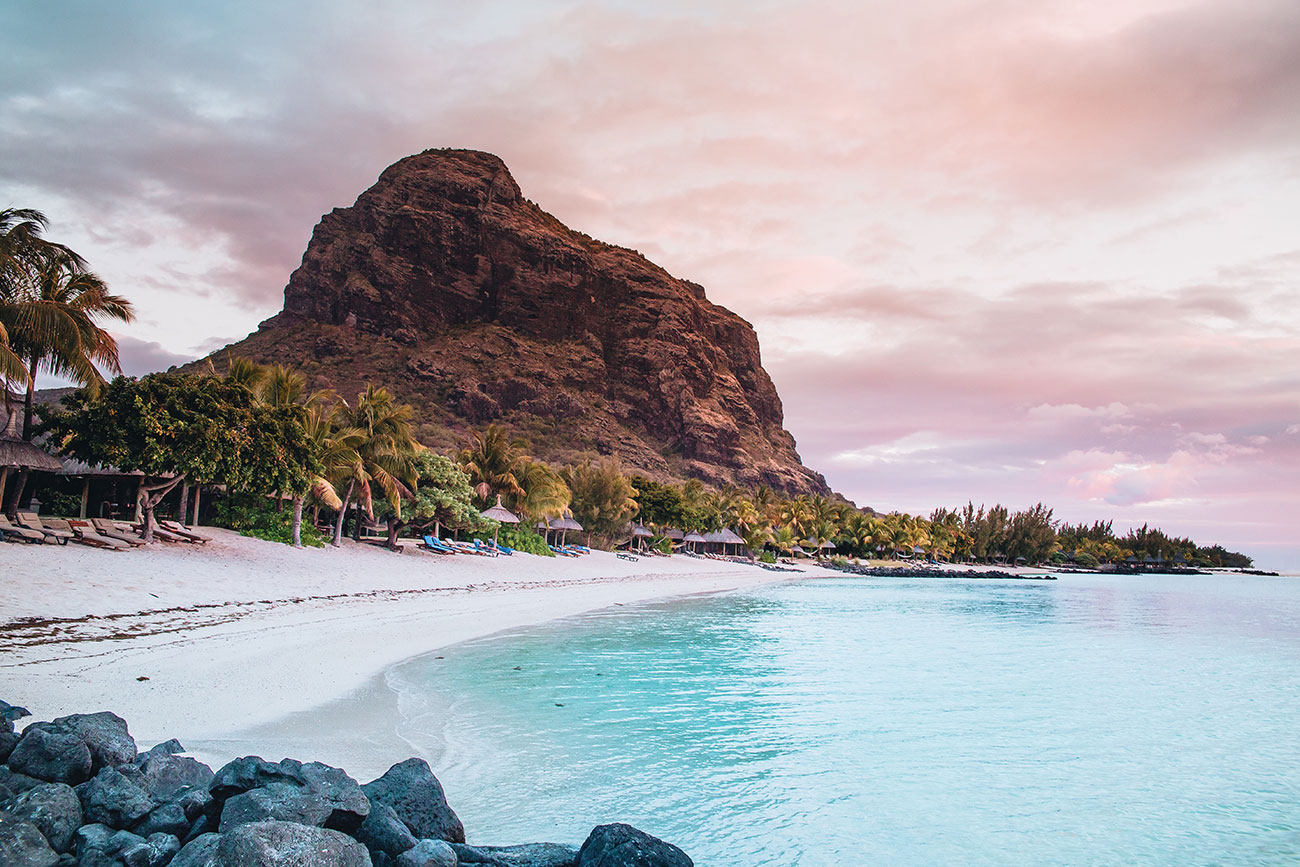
[4,1,1298,567]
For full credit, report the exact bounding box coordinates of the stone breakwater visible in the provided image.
[0,701,693,867]
[824,563,1058,580]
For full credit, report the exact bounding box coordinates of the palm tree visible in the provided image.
[332,385,418,546]
[458,423,530,506]
[2,240,132,439]
[515,459,571,522]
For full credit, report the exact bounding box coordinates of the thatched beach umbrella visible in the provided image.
[631,522,654,552]
[662,528,684,541]
[713,527,745,556]
[683,530,705,553]
[481,494,519,548]
[0,408,64,508]
[548,514,583,547]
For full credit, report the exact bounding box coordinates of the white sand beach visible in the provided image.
[1,531,828,776]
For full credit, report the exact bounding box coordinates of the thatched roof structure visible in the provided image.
[0,436,63,471]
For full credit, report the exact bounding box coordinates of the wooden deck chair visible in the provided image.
[89,518,147,547]
[0,514,47,543]
[159,520,211,543]
[66,520,131,551]
[16,511,74,544]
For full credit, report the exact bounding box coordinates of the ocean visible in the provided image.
[385,572,1300,865]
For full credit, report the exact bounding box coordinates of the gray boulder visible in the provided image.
[170,833,222,867]
[0,699,31,732]
[134,801,191,838]
[177,787,213,822]
[355,802,417,861]
[145,740,185,757]
[7,728,93,785]
[0,730,20,762]
[136,751,213,803]
[216,819,371,866]
[362,759,463,843]
[50,713,136,772]
[452,842,580,867]
[395,839,457,867]
[576,825,692,867]
[209,758,369,833]
[0,766,45,796]
[119,832,181,867]
[78,766,156,829]
[219,783,332,831]
[7,782,83,853]
[0,811,59,867]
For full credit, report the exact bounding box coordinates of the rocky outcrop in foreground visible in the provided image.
[202,148,828,495]
[0,700,691,867]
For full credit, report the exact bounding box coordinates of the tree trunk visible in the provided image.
[0,467,7,514]
[386,515,403,551]
[5,469,28,516]
[332,480,355,547]
[291,495,305,548]
[22,354,38,441]
[352,500,362,542]
[79,478,90,518]
[191,484,201,527]
[178,483,190,525]
[139,476,185,543]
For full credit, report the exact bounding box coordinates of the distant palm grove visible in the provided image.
[0,208,1253,568]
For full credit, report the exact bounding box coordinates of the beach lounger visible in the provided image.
[616,552,639,562]
[0,515,46,543]
[66,520,131,551]
[90,518,147,547]
[128,522,187,543]
[548,544,579,557]
[420,535,458,554]
[570,544,591,554]
[484,540,514,555]
[16,511,73,545]
[160,520,211,543]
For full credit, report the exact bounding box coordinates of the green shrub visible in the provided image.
[1072,551,1100,569]
[40,490,83,518]
[759,550,776,564]
[497,524,554,557]
[211,491,325,548]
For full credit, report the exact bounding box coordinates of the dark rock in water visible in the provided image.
[395,838,457,867]
[218,783,332,831]
[77,766,155,829]
[7,728,93,785]
[216,819,370,866]
[134,801,190,838]
[577,824,693,867]
[362,758,463,843]
[0,730,20,762]
[50,713,136,772]
[0,811,60,867]
[355,801,417,861]
[209,757,368,833]
[6,782,83,853]
[135,750,213,803]
[119,832,180,867]
[453,841,580,866]
[169,833,221,867]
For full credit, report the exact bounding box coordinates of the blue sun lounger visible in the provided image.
[422,535,458,554]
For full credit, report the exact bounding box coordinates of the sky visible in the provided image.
[3,1,1298,568]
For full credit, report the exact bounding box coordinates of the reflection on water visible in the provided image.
[388,575,1300,866]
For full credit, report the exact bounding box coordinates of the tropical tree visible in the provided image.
[331,385,418,546]
[43,374,316,542]
[560,457,638,542]
[377,451,480,550]
[458,423,530,505]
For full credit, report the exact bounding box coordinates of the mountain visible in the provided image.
[196,148,829,495]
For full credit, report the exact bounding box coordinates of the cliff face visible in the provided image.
[212,149,828,494]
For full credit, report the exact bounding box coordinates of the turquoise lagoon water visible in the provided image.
[386,574,1300,865]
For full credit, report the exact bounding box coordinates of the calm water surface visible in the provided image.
[387,574,1300,865]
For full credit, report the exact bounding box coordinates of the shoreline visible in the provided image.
[2,528,831,777]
